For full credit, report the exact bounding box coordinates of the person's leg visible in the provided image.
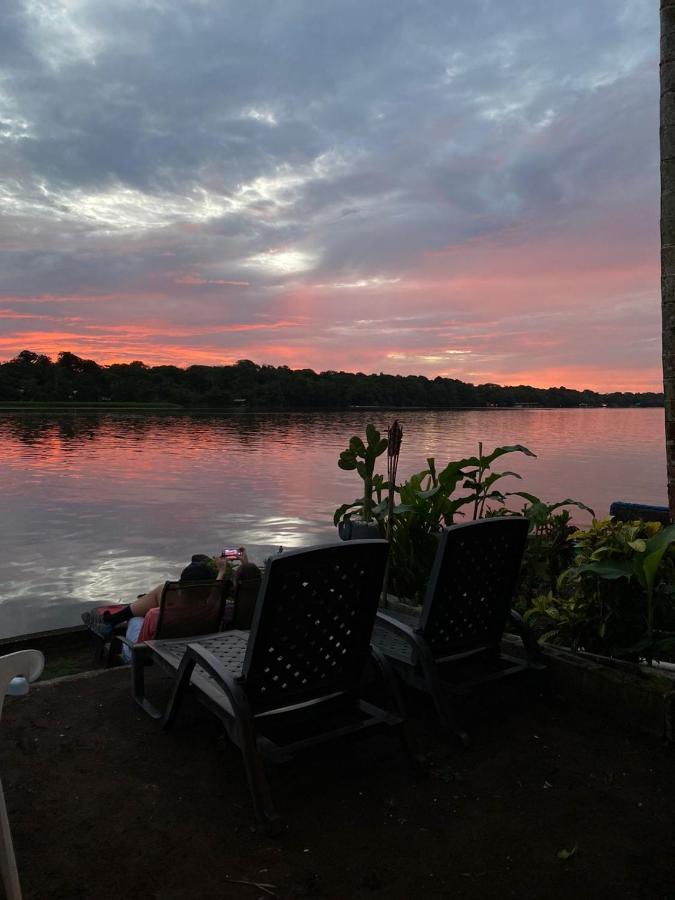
[129,584,164,617]
[81,583,165,632]
[121,617,145,663]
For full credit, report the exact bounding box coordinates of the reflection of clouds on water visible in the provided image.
[0,409,667,639]
[78,554,176,605]
[234,515,332,551]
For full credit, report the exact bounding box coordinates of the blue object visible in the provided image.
[5,678,28,697]
[609,501,670,526]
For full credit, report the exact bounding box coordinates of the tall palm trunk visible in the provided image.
[662,0,675,517]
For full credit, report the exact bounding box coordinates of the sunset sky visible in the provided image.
[0,0,661,391]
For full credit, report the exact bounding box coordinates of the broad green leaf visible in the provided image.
[390,503,414,514]
[480,470,522,491]
[416,486,441,500]
[547,498,595,516]
[479,444,537,465]
[627,539,647,553]
[509,490,541,506]
[574,560,633,580]
[540,630,560,644]
[333,500,363,525]
[645,523,675,555]
[641,547,669,599]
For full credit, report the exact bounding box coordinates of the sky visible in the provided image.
[0,0,661,391]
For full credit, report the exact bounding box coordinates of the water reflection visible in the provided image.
[0,408,666,638]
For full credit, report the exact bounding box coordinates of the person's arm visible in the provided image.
[213,556,230,580]
[213,547,248,580]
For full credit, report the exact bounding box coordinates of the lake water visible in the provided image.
[0,407,667,639]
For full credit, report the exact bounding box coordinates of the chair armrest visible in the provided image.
[508,609,544,661]
[376,611,422,649]
[375,611,435,670]
[173,643,250,716]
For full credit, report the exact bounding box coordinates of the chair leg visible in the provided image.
[418,656,471,747]
[160,650,280,834]
[106,635,122,668]
[368,646,424,767]
[131,646,162,720]
[0,779,22,900]
[161,655,196,731]
[236,712,282,836]
[88,631,106,667]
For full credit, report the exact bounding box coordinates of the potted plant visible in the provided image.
[334,424,388,540]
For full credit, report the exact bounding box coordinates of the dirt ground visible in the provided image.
[1,665,673,900]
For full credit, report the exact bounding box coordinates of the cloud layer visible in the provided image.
[0,0,660,390]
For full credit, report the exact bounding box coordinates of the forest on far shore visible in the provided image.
[0,350,664,409]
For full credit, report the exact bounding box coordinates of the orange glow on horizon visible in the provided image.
[0,218,662,393]
[0,335,662,393]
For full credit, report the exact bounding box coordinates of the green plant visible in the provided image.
[333,424,388,524]
[376,447,538,602]
[381,457,469,601]
[461,442,536,519]
[524,518,675,660]
[564,518,675,648]
[334,430,542,603]
[507,494,595,605]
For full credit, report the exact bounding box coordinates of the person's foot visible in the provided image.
[81,609,113,638]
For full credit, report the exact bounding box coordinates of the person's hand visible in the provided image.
[213,555,230,576]
[237,547,249,565]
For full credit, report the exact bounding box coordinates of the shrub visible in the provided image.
[524,518,675,660]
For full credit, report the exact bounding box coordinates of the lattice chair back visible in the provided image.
[155,580,227,639]
[419,518,529,661]
[242,540,389,713]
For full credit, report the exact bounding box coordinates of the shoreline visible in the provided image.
[0,402,664,412]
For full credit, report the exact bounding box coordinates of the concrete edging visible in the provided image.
[542,644,675,742]
[503,634,675,742]
[35,665,130,688]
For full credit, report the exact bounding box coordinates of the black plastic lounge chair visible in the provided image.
[372,517,545,744]
[224,566,262,630]
[147,577,229,638]
[130,540,411,834]
[83,578,233,665]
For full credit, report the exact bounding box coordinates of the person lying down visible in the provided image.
[81,550,261,657]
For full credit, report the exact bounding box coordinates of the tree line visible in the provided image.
[0,350,664,409]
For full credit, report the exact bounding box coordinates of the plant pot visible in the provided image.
[337,520,382,541]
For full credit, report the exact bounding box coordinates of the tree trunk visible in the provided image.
[661,0,675,518]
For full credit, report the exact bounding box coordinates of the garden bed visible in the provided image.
[503,634,675,741]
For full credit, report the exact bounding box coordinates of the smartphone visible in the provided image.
[221,548,242,559]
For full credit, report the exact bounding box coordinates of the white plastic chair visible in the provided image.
[0,650,44,900]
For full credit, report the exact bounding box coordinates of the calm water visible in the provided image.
[0,408,666,639]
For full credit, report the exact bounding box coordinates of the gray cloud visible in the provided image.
[0,0,661,387]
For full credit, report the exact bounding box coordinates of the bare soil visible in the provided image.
[1,666,673,899]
